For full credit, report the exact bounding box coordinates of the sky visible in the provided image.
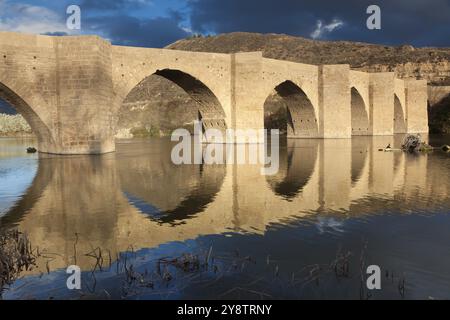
[0,0,449,48]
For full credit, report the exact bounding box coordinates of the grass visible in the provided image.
[0,230,36,296]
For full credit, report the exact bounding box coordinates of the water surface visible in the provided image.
[0,135,449,299]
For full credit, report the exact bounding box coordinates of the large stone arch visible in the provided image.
[394,94,407,133]
[263,80,319,138]
[112,47,231,136]
[116,68,227,136]
[0,81,55,152]
[350,87,370,136]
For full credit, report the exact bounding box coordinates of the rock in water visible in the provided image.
[27,147,37,153]
[401,134,421,152]
[401,134,433,153]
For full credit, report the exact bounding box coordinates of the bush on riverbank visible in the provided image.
[0,230,36,295]
[0,114,31,135]
[130,125,161,137]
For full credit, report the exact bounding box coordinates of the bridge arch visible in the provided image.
[394,94,407,133]
[115,68,227,136]
[263,80,319,138]
[0,82,55,151]
[350,87,370,136]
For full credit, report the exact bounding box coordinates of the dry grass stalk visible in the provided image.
[0,230,36,295]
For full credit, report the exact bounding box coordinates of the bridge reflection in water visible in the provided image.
[1,135,448,274]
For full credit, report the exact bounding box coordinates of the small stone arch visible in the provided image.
[351,87,370,136]
[394,94,407,133]
[264,80,319,138]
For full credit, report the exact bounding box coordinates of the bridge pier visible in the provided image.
[230,52,265,140]
[49,36,115,154]
[405,79,429,133]
[0,32,116,154]
[318,65,351,138]
[369,73,395,136]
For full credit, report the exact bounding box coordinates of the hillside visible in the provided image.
[167,32,450,85]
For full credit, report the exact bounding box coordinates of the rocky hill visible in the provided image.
[0,99,31,136]
[167,32,450,85]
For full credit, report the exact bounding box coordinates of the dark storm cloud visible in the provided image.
[85,15,190,47]
[75,0,190,47]
[188,0,450,46]
[80,0,149,11]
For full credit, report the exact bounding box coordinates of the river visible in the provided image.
[0,135,449,299]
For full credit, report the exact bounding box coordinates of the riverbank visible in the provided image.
[0,114,32,136]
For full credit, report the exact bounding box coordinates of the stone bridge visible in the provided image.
[0,31,428,154]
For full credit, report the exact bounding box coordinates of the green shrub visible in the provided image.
[130,125,160,137]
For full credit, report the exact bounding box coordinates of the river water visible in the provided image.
[0,135,449,299]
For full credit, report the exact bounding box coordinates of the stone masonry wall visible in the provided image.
[54,36,114,154]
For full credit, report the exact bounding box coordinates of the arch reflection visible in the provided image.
[0,136,443,275]
[266,139,319,200]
